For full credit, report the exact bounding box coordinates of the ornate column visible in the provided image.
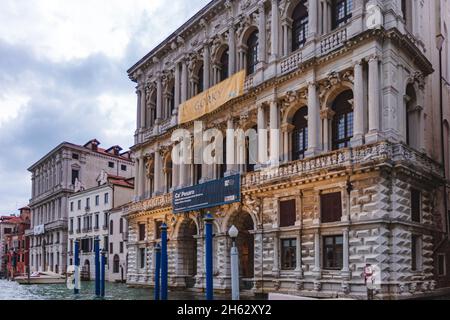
[308,0,318,37]
[174,63,180,113]
[203,45,210,90]
[351,60,365,146]
[179,156,187,188]
[181,59,188,103]
[136,86,142,130]
[140,85,146,129]
[258,2,266,64]
[156,74,163,124]
[154,150,162,195]
[257,103,268,165]
[226,117,235,174]
[320,108,335,152]
[281,18,292,56]
[312,231,322,279]
[296,234,303,278]
[366,55,381,143]
[228,22,236,75]
[306,82,320,156]
[341,228,351,280]
[139,156,146,200]
[133,158,139,200]
[281,123,295,162]
[270,0,280,61]
[272,232,280,277]
[269,100,280,165]
[418,106,425,152]
[31,174,36,198]
[238,46,246,71]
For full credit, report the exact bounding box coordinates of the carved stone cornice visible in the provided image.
[281,123,295,133]
[407,71,426,90]
[320,108,336,120]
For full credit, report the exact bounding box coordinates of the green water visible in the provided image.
[0,279,219,300]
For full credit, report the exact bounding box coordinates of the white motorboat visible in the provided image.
[14,272,66,285]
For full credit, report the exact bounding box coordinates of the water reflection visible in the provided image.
[0,279,222,300]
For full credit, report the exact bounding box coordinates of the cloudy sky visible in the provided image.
[0,0,209,214]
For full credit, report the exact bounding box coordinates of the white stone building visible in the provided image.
[67,171,134,281]
[27,139,134,275]
[107,204,129,283]
[123,0,450,299]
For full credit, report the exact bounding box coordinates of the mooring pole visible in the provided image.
[100,250,106,298]
[74,240,80,295]
[94,237,100,296]
[204,213,214,301]
[160,223,168,300]
[154,244,161,301]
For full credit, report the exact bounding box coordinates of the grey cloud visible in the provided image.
[0,0,210,213]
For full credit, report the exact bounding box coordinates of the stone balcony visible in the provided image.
[126,142,442,215]
[318,26,348,56]
[45,219,68,232]
[242,142,442,189]
[126,193,173,215]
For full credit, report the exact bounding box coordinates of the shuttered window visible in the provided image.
[321,192,342,223]
[411,188,421,223]
[279,200,296,227]
[138,224,146,241]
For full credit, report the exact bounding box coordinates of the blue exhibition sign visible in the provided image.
[173,174,241,214]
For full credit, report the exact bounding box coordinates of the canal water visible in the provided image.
[0,279,225,300]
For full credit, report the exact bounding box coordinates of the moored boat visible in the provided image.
[14,272,66,285]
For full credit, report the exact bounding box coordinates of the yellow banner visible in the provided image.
[178,70,246,125]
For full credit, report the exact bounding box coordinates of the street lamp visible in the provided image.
[228,225,239,300]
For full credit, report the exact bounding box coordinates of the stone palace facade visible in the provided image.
[124,0,450,299]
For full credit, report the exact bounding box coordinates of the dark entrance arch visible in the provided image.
[229,212,255,288]
[178,218,198,288]
[82,259,90,281]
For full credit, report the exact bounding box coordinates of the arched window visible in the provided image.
[218,137,227,178]
[292,107,308,160]
[147,90,157,128]
[197,65,204,94]
[165,84,175,119]
[246,125,258,172]
[405,84,419,149]
[220,49,229,81]
[165,159,173,193]
[292,1,309,52]
[194,164,202,185]
[246,31,259,75]
[113,255,120,274]
[332,90,354,150]
[332,0,353,29]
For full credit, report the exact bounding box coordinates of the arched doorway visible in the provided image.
[177,218,198,288]
[42,240,46,272]
[113,255,120,274]
[82,259,90,281]
[229,212,255,289]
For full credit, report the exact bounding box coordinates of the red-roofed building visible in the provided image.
[2,207,30,278]
[67,170,134,281]
[27,139,134,275]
